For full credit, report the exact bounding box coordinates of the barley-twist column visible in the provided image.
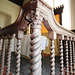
[29,11,43,75]
[65,40,69,75]
[0,38,2,51]
[0,38,2,70]
[6,34,13,75]
[72,41,75,75]
[69,40,73,75]
[1,36,6,75]
[50,40,55,75]
[16,31,23,75]
[0,38,2,61]
[59,40,64,75]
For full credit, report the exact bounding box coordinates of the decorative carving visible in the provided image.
[59,40,64,75]
[65,40,69,75]
[29,10,43,75]
[30,0,37,4]
[1,39,6,75]
[50,40,55,75]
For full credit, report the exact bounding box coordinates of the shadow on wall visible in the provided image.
[0,11,12,28]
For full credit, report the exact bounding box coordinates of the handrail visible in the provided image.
[39,0,75,38]
[0,3,29,35]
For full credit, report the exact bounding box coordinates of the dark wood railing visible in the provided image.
[0,0,75,75]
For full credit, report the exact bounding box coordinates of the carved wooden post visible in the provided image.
[0,35,7,75]
[49,31,56,75]
[65,37,69,75]
[6,34,13,75]
[69,38,73,75]
[16,31,23,75]
[58,35,64,75]
[29,10,43,75]
[72,38,75,75]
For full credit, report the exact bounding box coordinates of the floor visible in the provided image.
[0,52,60,75]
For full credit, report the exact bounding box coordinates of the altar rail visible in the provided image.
[0,0,75,75]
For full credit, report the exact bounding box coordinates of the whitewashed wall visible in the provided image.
[0,0,20,28]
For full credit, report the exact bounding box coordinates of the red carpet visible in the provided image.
[0,64,13,75]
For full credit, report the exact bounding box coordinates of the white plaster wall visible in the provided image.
[0,0,20,27]
[62,0,71,30]
[43,0,53,8]
[70,0,75,30]
[0,13,11,28]
[53,0,71,30]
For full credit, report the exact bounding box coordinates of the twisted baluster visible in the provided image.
[72,41,75,75]
[0,39,2,62]
[59,40,64,75]
[65,40,69,75]
[50,40,55,75]
[0,39,2,70]
[69,41,73,75]
[29,13,42,75]
[1,39,6,75]
[16,39,21,75]
[0,39,1,51]
[6,38,12,75]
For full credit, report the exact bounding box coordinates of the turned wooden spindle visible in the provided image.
[6,34,13,75]
[49,31,56,75]
[72,40,75,75]
[65,40,69,75]
[59,40,64,75]
[50,40,55,75]
[0,38,2,69]
[1,35,7,75]
[0,38,1,51]
[29,10,43,75]
[69,40,73,75]
[16,31,23,75]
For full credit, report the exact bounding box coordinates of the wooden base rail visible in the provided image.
[0,0,75,75]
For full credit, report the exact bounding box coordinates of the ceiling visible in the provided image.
[9,0,24,6]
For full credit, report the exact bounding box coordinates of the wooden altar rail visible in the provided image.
[0,0,75,75]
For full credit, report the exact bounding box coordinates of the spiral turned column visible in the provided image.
[59,40,64,75]
[69,41,73,75]
[16,31,23,75]
[50,40,55,75]
[16,39,21,75]
[6,34,13,75]
[72,41,75,75]
[65,40,69,75]
[0,38,1,51]
[0,38,2,71]
[1,38,6,75]
[29,12,43,75]
[0,39,2,62]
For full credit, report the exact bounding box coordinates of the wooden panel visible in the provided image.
[41,22,48,33]
[55,14,60,24]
